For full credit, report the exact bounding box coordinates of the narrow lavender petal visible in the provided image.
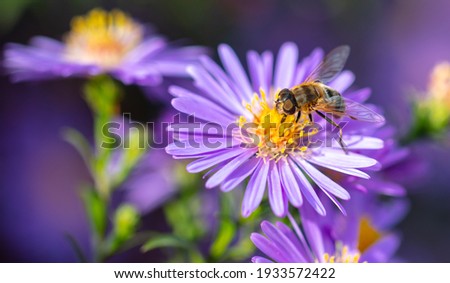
[247,50,267,93]
[307,159,370,179]
[296,158,350,200]
[242,161,270,217]
[250,232,288,262]
[187,65,244,114]
[171,95,235,125]
[123,37,167,64]
[300,208,326,262]
[278,159,303,207]
[218,44,253,101]
[199,55,248,112]
[268,163,287,217]
[311,148,378,168]
[262,51,274,95]
[166,141,233,156]
[186,147,248,173]
[274,42,298,89]
[332,135,384,150]
[112,64,163,86]
[361,234,400,263]
[206,148,257,188]
[328,70,355,93]
[251,256,273,263]
[221,157,260,192]
[287,158,326,215]
[293,48,324,83]
[275,221,311,262]
[260,221,306,262]
[363,179,406,197]
[319,189,347,215]
[29,36,64,52]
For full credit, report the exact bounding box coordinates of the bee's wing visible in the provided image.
[317,96,385,124]
[304,45,350,84]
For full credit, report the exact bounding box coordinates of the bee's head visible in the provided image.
[276,88,297,115]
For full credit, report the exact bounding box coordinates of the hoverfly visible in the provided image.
[275,45,385,153]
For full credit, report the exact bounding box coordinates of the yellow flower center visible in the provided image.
[322,245,361,263]
[64,9,143,69]
[357,217,382,253]
[237,90,316,161]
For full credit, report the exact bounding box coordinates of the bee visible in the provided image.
[275,45,385,153]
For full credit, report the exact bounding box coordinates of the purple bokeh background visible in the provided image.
[1,0,450,262]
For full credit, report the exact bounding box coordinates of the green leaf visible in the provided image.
[61,127,93,171]
[107,204,140,254]
[141,233,190,253]
[209,219,236,260]
[81,189,107,239]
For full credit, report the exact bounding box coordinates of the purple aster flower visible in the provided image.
[251,191,408,263]
[4,9,206,86]
[166,42,384,217]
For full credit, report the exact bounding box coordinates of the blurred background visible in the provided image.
[1,0,450,262]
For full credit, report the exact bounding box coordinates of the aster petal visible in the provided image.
[221,157,260,192]
[360,234,400,263]
[262,51,274,93]
[205,148,257,188]
[287,158,326,215]
[242,161,270,217]
[311,148,378,168]
[261,221,307,262]
[275,221,311,261]
[300,207,326,262]
[218,44,253,101]
[278,159,303,207]
[295,158,350,200]
[170,88,235,125]
[307,159,370,179]
[247,50,268,93]
[293,48,324,84]
[335,135,384,150]
[328,70,355,93]
[186,147,248,173]
[30,36,64,52]
[166,141,233,156]
[250,232,288,263]
[251,256,273,263]
[187,64,244,113]
[274,42,298,89]
[268,162,288,217]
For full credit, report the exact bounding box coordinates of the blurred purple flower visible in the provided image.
[166,42,383,218]
[251,191,408,263]
[4,9,206,86]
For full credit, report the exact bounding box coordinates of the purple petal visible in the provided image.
[268,163,287,217]
[307,159,370,179]
[242,161,270,217]
[206,148,257,188]
[260,221,306,262]
[311,148,378,168]
[278,159,303,207]
[328,70,355,93]
[186,147,247,173]
[218,44,253,101]
[221,157,260,192]
[274,42,298,89]
[344,87,371,103]
[361,234,400,263]
[251,256,273,263]
[250,232,288,263]
[296,158,350,200]
[170,88,235,125]
[287,158,326,215]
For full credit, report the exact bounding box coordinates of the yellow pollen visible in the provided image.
[64,9,143,69]
[237,89,315,160]
[322,245,361,263]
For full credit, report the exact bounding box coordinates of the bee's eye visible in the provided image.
[283,100,296,114]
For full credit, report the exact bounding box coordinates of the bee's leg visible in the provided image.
[295,111,302,123]
[316,110,348,154]
[308,113,313,123]
[281,114,287,124]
